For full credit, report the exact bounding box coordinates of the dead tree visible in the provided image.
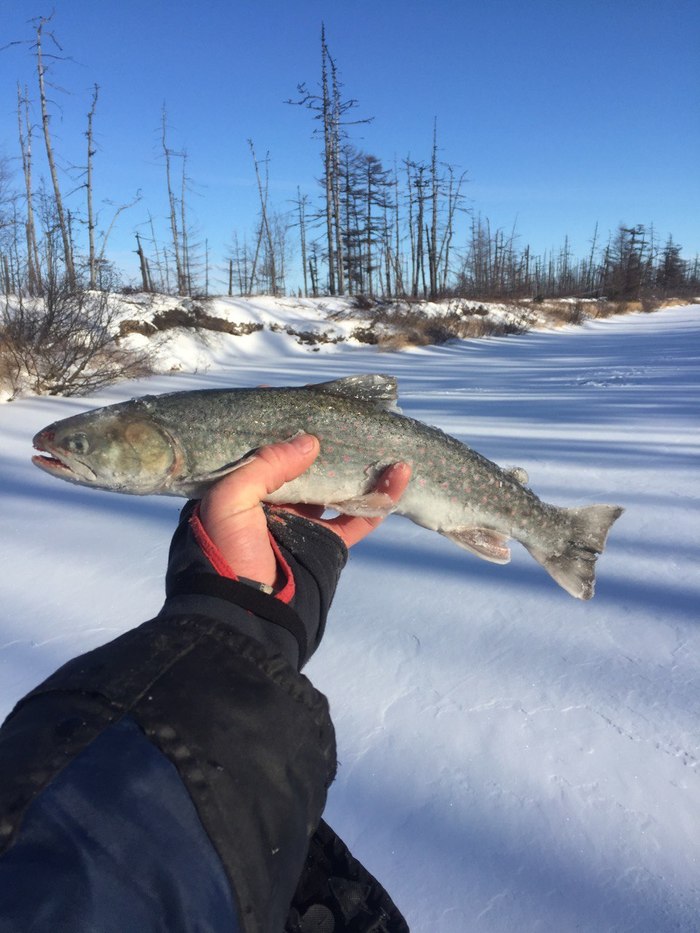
[180,151,191,294]
[437,165,466,293]
[34,16,76,287]
[86,84,99,288]
[405,159,428,297]
[429,120,439,298]
[248,140,277,295]
[135,233,153,292]
[147,212,167,292]
[16,84,42,295]
[292,188,310,297]
[391,163,405,296]
[161,107,187,294]
[320,30,336,294]
[287,24,371,296]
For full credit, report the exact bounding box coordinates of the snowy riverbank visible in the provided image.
[1,303,699,930]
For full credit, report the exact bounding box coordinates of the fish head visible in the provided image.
[32,409,180,494]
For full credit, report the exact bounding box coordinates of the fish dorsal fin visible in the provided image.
[310,374,401,412]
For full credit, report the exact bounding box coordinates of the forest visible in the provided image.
[1,16,698,397]
[1,17,698,304]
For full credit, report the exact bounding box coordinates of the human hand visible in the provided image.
[198,434,411,588]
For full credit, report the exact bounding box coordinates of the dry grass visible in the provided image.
[120,304,264,337]
[348,299,531,350]
[525,296,669,325]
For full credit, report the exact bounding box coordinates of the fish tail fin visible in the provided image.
[525,504,624,600]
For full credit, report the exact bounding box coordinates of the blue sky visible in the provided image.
[1,0,698,290]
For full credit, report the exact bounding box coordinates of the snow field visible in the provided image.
[1,302,698,930]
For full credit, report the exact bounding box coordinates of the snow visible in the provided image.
[1,301,699,930]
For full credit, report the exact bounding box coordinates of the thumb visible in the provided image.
[201,434,320,520]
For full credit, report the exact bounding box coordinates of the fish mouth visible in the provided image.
[32,434,97,483]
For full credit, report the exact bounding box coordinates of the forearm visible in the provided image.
[0,509,347,933]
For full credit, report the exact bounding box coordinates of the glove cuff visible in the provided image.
[161,502,348,669]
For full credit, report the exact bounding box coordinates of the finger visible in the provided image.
[197,435,321,587]
[310,462,412,548]
[200,434,320,523]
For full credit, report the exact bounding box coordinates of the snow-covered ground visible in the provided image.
[1,303,699,931]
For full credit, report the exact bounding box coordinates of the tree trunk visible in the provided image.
[135,233,151,292]
[162,108,186,295]
[296,189,309,298]
[429,120,439,298]
[329,54,345,295]
[320,28,336,295]
[17,84,42,295]
[86,85,99,288]
[180,153,191,295]
[36,19,75,287]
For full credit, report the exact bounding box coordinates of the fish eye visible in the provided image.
[66,433,90,455]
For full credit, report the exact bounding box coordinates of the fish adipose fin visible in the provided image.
[312,374,402,413]
[327,491,395,517]
[443,527,512,564]
[505,466,529,485]
[526,504,624,600]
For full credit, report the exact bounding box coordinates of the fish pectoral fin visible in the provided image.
[189,453,258,484]
[327,491,395,518]
[443,527,511,564]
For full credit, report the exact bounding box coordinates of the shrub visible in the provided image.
[1,282,153,398]
[118,304,264,338]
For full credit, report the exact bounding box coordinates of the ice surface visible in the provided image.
[1,303,699,930]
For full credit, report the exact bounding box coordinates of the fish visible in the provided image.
[31,374,623,599]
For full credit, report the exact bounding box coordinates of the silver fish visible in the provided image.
[32,374,623,599]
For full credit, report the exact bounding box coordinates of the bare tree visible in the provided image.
[429,120,439,298]
[320,27,336,295]
[86,84,99,288]
[16,84,42,295]
[287,24,371,296]
[437,164,467,294]
[248,140,278,295]
[405,159,428,297]
[161,106,187,294]
[180,151,191,294]
[135,232,153,292]
[34,15,76,287]
[293,187,310,297]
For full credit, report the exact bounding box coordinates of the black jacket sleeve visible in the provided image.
[0,507,346,933]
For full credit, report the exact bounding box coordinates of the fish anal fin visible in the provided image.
[444,527,511,564]
[327,491,395,518]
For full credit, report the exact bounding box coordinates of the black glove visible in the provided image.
[161,500,349,670]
